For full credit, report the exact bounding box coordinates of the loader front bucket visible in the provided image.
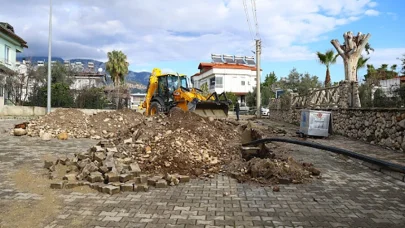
[191,101,229,118]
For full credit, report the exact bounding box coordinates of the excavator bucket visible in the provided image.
[192,101,229,119]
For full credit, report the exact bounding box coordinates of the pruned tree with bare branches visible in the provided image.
[331,31,371,82]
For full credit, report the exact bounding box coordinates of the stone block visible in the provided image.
[120,183,134,192]
[13,128,27,136]
[136,183,149,192]
[87,172,104,183]
[44,160,54,169]
[50,182,64,189]
[77,152,91,160]
[147,176,161,186]
[94,152,106,162]
[105,172,119,183]
[98,184,107,193]
[65,182,79,189]
[177,175,190,183]
[119,173,132,183]
[102,185,120,195]
[106,147,118,153]
[129,162,141,177]
[63,173,77,181]
[134,175,148,184]
[98,166,109,174]
[156,179,168,188]
[109,182,121,187]
[78,181,89,186]
[58,157,70,166]
[92,145,105,152]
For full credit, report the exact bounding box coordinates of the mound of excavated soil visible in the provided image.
[113,111,241,177]
[25,109,143,139]
[29,109,319,186]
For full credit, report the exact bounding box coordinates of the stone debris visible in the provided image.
[47,139,191,194]
[13,128,27,136]
[36,108,320,191]
[57,132,68,140]
[50,182,64,189]
[21,109,143,139]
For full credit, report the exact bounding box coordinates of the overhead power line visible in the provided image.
[242,0,254,41]
[250,0,260,38]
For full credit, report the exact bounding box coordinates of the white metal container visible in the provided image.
[299,109,332,137]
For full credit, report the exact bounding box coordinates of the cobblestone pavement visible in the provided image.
[1,119,405,228]
[256,119,405,167]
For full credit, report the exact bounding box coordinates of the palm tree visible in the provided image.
[356,55,370,81]
[105,50,129,86]
[316,50,339,87]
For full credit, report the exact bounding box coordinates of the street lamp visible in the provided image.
[47,0,52,114]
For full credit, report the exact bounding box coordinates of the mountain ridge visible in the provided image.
[16,56,151,91]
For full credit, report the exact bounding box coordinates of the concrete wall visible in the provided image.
[269,108,405,151]
[0,105,115,117]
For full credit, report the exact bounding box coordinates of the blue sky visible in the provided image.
[3,0,404,84]
[130,1,405,83]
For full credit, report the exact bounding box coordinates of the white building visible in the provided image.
[376,78,401,98]
[70,72,106,91]
[190,55,260,104]
[129,93,146,110]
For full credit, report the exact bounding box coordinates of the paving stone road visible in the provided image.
[0,119,405,228]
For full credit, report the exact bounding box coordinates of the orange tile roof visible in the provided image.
[198,62,259,71]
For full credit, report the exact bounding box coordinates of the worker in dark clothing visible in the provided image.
[235,101,240,121]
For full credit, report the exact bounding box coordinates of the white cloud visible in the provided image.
[1,0,387,65]
[362,48,405,67]
[365,9,380,16]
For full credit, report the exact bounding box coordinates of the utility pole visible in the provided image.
[47,0,52,114]
[255,39,261,118]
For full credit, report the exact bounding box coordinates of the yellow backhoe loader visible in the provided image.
[141,68,231,118]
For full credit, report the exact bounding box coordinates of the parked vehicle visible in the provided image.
[239,103,250,114]
[261,107,269,116]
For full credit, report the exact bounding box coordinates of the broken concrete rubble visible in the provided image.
[38,108,319,192]
[13,128,27,136]
[47,139,191,194]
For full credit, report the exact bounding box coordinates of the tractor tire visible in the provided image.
[149,102,162,116]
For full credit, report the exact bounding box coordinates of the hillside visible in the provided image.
[16,56,150,92]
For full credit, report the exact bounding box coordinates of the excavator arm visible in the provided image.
[142,68,162,115]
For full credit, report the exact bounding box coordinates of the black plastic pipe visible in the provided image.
[242,138,405,174]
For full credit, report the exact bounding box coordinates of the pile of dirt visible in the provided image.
[25,109,143,139]
[41,111,242,194]
[223,124,321,185]
[113,111,241,177]
[31,108,319,187]
[225,155,321,185]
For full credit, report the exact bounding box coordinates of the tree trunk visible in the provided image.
[325,67,331,87]
[343,55,359,81]
[331,32,371,108]
[331,32,371,82]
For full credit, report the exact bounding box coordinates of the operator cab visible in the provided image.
[156,74,188,109]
